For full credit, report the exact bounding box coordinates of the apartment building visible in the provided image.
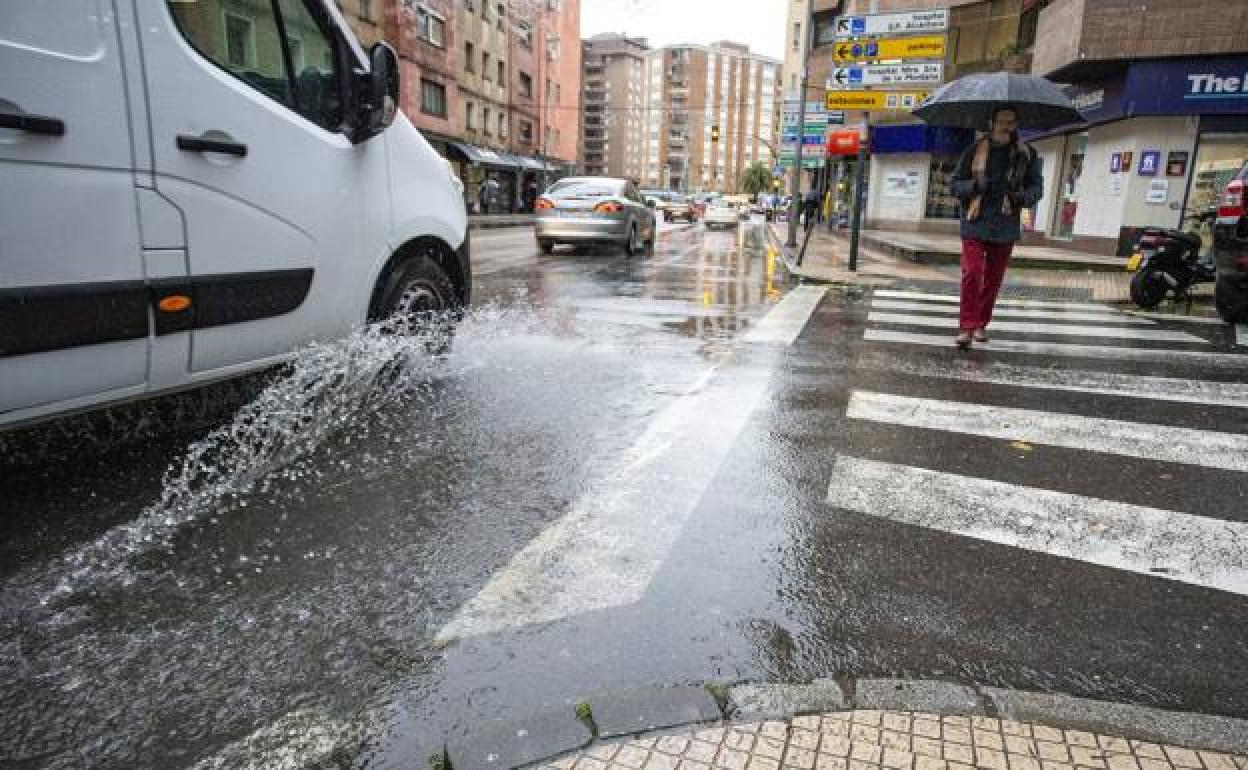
[337,0,580,213]
[580,34,649,178]
[639,43,781,193]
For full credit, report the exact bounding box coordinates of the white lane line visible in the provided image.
[744,285,828,344]
[867,311,1207,343]
[846,391,1248,472]
[436,287,826,642]
[1239,324,1248,347]
[856,354,1248,409]
[870,298,1151,324]
[863,328,1248,367]
[826,454,1248,596]
[873,289,1116,312]
[1123,310,1229,325]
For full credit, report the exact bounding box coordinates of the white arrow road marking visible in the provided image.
[870,298,1152,324]
[846,391,1248,472]
[873,289,1118,312]
[855,353,1248,409]
[866,311,1205,343]
[437,287,827,642]
[826,454,1248,596]
[863,329,1248,367]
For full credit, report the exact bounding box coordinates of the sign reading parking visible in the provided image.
[835,9,949,39]
[825,90,929,112]
[830,62,944,88]
[832,35,947,64]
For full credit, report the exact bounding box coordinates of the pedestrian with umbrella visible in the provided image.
[914,73,1082,350]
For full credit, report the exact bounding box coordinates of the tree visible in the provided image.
[740,162,772,196]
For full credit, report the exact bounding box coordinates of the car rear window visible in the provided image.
[550,179,623,197]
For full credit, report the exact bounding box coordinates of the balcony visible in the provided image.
[1032,0,1248,80]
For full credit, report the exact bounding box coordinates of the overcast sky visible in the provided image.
[580,0,786,60]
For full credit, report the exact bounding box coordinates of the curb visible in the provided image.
[861,233,1126,273]
[498,678,1248,769]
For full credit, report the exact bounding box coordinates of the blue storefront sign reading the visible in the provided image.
[1139,150,1161,177]
[1124,55,1248,116]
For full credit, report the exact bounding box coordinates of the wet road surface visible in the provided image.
[2,219,1247,768]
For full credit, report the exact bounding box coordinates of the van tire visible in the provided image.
[370,253,460,352]
[623,224,639,257]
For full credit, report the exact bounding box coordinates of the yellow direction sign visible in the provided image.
[825,90,929,112]
[832,35,947,64]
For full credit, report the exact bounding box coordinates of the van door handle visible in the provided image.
[0,112,65,136]
[176,135,247,157]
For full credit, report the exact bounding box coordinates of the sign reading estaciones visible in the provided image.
[825,90,929,112]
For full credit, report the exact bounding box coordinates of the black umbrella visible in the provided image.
[913,72,1084,131]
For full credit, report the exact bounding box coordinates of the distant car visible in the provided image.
[535,176,656,256]
[1213,162,1248,322]
[661,194,696,223]
[703,201,740,230]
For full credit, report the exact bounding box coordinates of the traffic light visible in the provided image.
[710,124,719,143]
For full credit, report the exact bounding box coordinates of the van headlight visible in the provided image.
[444,158,464,196]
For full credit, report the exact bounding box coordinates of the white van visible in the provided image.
[0,1,470,430]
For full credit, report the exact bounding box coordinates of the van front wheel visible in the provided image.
[370,254,461,351]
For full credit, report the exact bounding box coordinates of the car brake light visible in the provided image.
[594,201,623,214]
[1219,180,1245,219]
[536,197,555,210]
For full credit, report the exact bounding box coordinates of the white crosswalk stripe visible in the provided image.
[872,289,1117,312]
[866,311,1205,342]
[871,298,1154,324]
[847,391,1248,472]
[864,328,1248,366]
[826,454,1248,596]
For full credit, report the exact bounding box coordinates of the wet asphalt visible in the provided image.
[1,219,1246,769]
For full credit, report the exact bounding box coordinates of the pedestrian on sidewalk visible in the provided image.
[951,105,1043,349]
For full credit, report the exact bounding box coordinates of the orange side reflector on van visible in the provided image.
[158,295,192,313]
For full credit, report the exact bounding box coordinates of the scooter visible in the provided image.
[1127,208,1218,309]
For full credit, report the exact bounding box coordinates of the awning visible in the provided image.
[446,141,520,168]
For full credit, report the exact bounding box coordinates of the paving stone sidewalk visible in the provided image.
[539,711,1248,770]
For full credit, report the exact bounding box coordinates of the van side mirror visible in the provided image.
[356,42,399,142]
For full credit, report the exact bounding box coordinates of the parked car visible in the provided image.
[703,201,741,230]
[1,0,470,431]
[535,177,656,256]
[1213,163,1248,323]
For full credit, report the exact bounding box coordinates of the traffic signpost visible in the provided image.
[834,9,948,39]
[830,61,944,87]
[831,35,946,64]
[825,90,930,112]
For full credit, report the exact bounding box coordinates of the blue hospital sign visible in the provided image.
[851,17,866,33]
[1139,150,1161,177]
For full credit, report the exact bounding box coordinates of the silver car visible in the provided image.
[535,177,657,256]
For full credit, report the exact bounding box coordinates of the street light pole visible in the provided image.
[786,0,815,249]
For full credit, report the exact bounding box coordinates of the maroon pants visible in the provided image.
[959,238,1015,330]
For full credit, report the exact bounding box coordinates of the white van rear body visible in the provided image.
[0,0,468,430]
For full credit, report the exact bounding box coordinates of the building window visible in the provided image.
[496,3,505,30]
[517,22,532,49]
[519,72,533,97]
[359,0,373,22]
[555,83,561,105]
[223,11,254,68]
[483,52,491,81]
[465,41,474,72]
[415,5,445,47]
[498,113,507,138]
[465,101,475,130]
[420,79,447,118]
[520,119,533,143]
[792,22,801,52]
[498,60,505,86]
[483,106,491,134]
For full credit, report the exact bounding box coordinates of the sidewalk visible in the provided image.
[769,225,1218,305]
[859,230,1124,271]
[540,708,1248,770]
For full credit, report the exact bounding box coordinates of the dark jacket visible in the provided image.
[952,137,1043,243]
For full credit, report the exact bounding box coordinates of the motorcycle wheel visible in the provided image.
[1214,275,1248,323]
[1129,269,1168,309]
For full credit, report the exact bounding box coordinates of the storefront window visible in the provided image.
[1053,133,1087,240]
[1188,135,1248,214]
